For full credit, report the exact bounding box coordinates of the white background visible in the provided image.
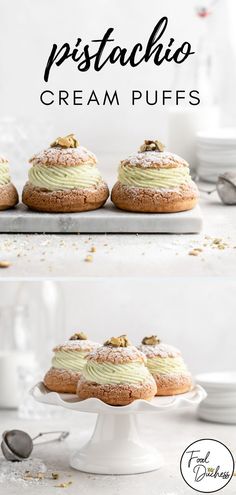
[0,2,236,375]
[0,0,236,178]
[0,279,235,375]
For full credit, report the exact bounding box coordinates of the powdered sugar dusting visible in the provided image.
[138,343,181,358]
[121,151,189,169]
[87,345,146,364]
[29,146,97,167]
[54,339,100,352]
[0,457,47,484]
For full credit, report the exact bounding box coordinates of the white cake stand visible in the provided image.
[31,382,206,475]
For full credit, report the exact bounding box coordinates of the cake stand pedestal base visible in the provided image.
[70,413,162,474]
[31,382,206,475]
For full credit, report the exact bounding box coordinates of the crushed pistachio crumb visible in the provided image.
[188,250,200,256]
[52,473,59,480]
[23,472,45,480]
[84,255,93,262]
[55,481,73,488]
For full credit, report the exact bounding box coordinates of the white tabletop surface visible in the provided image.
[0,189,235,278]
[0,408,235,494]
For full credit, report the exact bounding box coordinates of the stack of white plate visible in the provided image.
[196,372,236,424]
[196,128,236,183]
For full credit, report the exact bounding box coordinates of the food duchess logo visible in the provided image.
[40,17,200,108]
[180,439,235,493]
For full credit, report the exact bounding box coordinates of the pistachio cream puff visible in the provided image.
[44,332,100,394]
[138,336,192,396]
[0,156,18,210]
[111,140,198,213]
[22,134,109,212]
[77,335,157,405]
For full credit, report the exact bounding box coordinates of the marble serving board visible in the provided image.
[0,202,202,233]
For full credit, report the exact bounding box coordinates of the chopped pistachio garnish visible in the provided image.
[104,334,131,347]
[69,332,88,340]
[50,134,79,149]
[139,140,165,152]
[142,335,160,345]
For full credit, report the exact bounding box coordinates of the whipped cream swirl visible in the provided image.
[29,163,102,191]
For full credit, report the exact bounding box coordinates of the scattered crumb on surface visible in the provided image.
[0,231,235,277]
[23,472,45,481]
[84,255,93,262]
[55,481,72,488]
[187,236,233,257]
[52,473,60,480]
[188,250,199,256]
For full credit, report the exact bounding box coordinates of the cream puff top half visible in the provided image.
[118,150,195,191]
[51,338,100,373]
[28,135,104,192]
[138,342,189,376]
[81,342,153,386]
[0,157,11,186]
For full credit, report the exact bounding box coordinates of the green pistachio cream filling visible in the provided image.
[118,164,191,190]
[28,163,103,191]
[82,360,152,385]
[147,356,187,375]
[0,164,11,186]
[52,349,88,372]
